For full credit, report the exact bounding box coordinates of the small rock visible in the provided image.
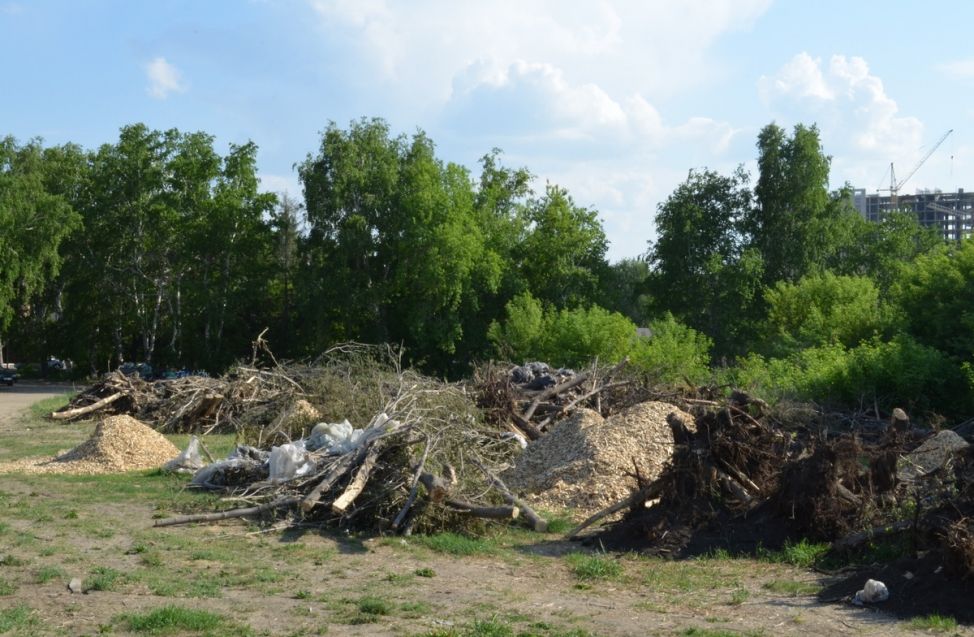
[68,577,83,593]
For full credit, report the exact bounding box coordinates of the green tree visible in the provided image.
[647,167,762,355]
[747,123,852,284]
[517,185,609,308]
[0,137,82,362]
[892,239,974,362]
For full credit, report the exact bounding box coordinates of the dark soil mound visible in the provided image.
[820,551,974,623]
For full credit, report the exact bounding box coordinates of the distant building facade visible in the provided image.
[852,189,974,241]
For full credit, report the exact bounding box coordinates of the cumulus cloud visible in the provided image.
[445,59,738,155]
[144,57,187,99]
[759,52,923,158]
[308,0,771,101]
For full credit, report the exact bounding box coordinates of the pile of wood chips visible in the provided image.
[0,415,180,475]
[502,402,693,516]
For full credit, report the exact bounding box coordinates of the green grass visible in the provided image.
[908,614,958,632]
[681,629,765,637]
[423,616,595,637]
[27,393,75,419]
[86,566,125,592]
[0,605,37,633]
[117,605,247,635]
[565,552,623,581]
[758,539,830,568]
[761,579,821,597]
[357,595,392,616]
[414,532,496,556]
[0,578,16,595]
[35,565,65,584]
[415,567,436,578]
[729,588,750,605]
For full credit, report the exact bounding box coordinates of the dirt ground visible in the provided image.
[0,395,969,636]
[0,382,76,424]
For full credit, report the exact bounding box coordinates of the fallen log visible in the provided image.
[51,392,123,420]
[567,480,663,539]
[299,452,361,513]
[153,495,301,527]
[474,460,548,532]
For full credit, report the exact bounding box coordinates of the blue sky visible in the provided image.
[2,0,972,259]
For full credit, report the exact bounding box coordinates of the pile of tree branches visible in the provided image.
[151,345,547,534]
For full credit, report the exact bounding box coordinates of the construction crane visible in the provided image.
[879,128,953,209]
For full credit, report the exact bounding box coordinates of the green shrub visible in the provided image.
[630,313,713,385]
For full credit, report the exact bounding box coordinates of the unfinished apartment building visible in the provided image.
[852,188,974,241]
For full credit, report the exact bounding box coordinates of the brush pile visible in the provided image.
[594,396,974,581]
[148,344,546,534]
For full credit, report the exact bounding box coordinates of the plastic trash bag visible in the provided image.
[192,458,263,488]
[268,441,313,482]
[852,579,889,605]
[307,419,364,455]
[163,435,206,474]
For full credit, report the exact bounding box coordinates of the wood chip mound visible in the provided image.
[501,401,693,516]
[0,415,180,475]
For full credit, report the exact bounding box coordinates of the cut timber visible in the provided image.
[418,471,519,520]
[299,452,360,513]
[331,443,383,515]
[51,392,123,420]
[567,480,663,539]
[474,460,548,532]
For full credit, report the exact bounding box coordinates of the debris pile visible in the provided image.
[0,415,180,475]
[501,402,693,516]
[149,345,544,534]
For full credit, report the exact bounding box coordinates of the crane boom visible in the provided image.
[880,128,953,209]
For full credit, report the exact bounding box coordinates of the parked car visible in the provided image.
[118,362,154,379]
[0,369,17,386]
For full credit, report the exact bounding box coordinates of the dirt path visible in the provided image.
[0,382,75,424]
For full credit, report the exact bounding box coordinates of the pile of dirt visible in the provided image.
[501,402,693,516]
[0,415,180,475]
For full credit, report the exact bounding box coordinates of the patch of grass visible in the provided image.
[0,605,37,633]
[118,604,241,634]
[641,557,744,594]
[729,588,749,605]
[0,578,16,595]
[423,617,594,637]
[295,589,312,600]
[36,566,65,584]
[759,539,830,568]
[400,601,432,618]
[908,614,958,632]
[0,554,27,567]
[565,552,622,581]
[681,629,765,637]
[28,393,74,419]
[87,566,125,592]
[544,513,574,535]
[415,567,436,578]
[415,532,496,556]
[357,595,392,616]
[761,579,821,597]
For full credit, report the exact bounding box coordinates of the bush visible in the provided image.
[727,335,971,415]
[487,292,636,368]
[630,313,712,385]
[764,272,897,353]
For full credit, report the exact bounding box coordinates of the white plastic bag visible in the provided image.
[268,441,312,482]
[308,420,364,455]
[852,579,889,605]
[163,435,206,474]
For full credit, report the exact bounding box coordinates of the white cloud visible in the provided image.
[308,0,771,101]
[758,52,833,101]
[759,52,923,159]
[938,58,974,79]
[144,57,187,100]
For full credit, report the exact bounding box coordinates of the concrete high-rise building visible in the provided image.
[851,188,974,241]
